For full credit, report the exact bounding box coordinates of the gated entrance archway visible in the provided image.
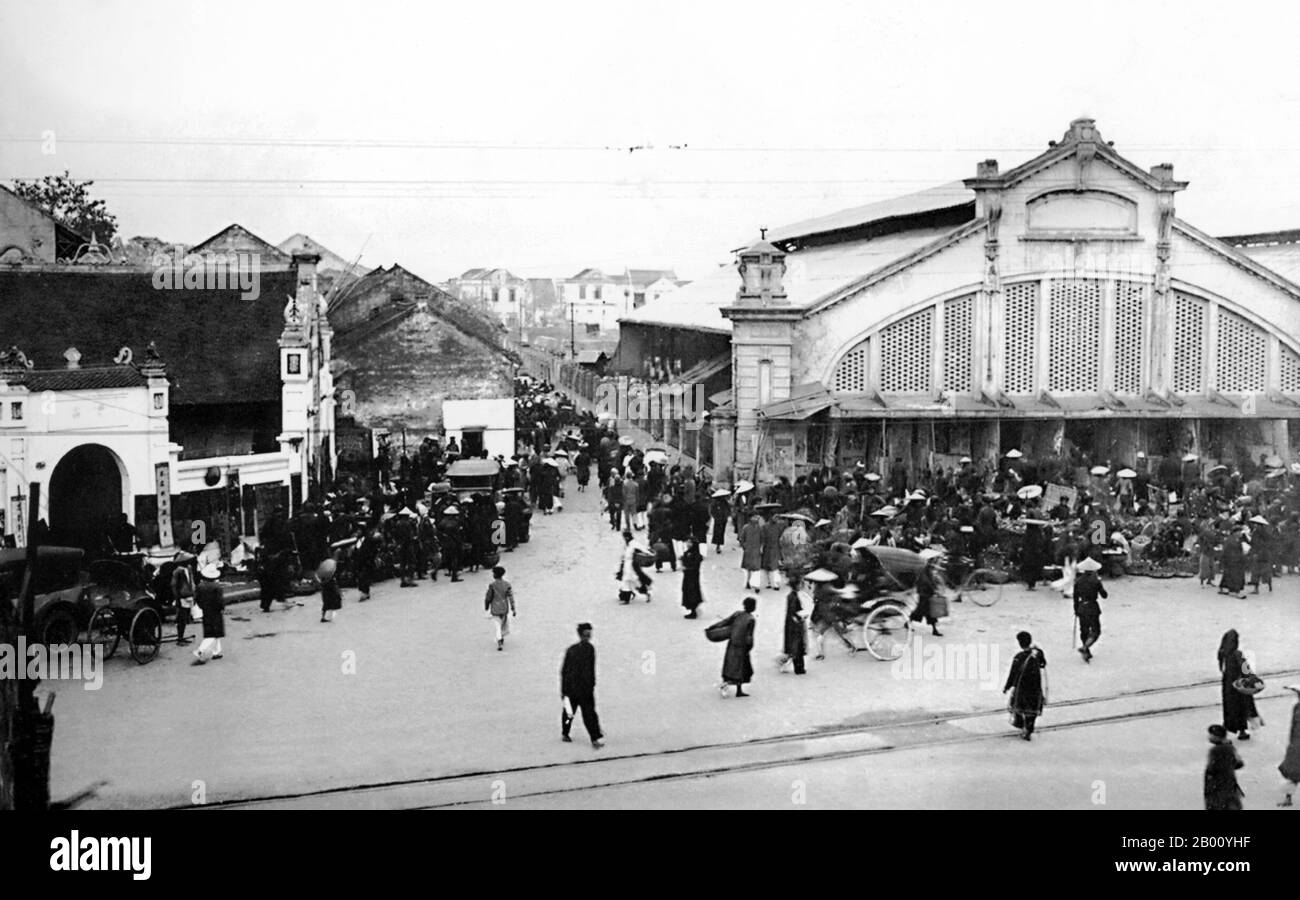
[48,444,125,555]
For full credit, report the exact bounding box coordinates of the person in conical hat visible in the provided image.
[1073,556,1107,662]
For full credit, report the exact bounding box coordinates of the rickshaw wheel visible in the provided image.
[87,606,121,659]
[41,609,78,646]
[129,607,162,664]
[863,603,911,661]
[962,570,1005,607]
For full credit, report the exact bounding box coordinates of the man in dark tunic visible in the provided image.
[502,489,524,551]
[1003,631,1047,740]
[258,506,293,613]
[1073,557,1107,661]
[709,490,731,553]
[437,506,465,582]
[560,623,604,748]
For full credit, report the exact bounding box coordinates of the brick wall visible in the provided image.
[334,306,515,436]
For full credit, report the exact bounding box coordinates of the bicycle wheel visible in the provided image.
[963,570,1004,607]
[129,607,162,664]
[863,603,911,661]
[86,606,121,660]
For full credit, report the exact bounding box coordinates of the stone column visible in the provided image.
[709,407,737,486]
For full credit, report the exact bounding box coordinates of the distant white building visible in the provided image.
[450,268,531,329]
[562,267,681,330]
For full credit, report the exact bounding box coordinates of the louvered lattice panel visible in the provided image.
[880,307,933,393]
[1281,344,1300,393]
[1216,308,1266,393]
[1048,279,1102,392]
[832,340,870,393]
[1003,281,1038,393]
[1113,281,1146,394]
[1172,293,1206,393]
[943,294,974,392]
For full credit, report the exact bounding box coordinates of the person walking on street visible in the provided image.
[170,551,196,646]
[605,473,624,531]
[710,489,731,554]
[560,623,604,748]
[739,513,764,590]
[1218,531,1247,598]
[1248,515,1274,594]
[621,470,640,533]
[318,558,342,623]
[1205,724,1245,810]
[1218,629,1259,740]
[485,566,516,650]
[1003,631,1047,740]
[192,563,226,664]
[1073,556,1107,662]
[778,577,808,674]
[717,596,757,697]
[680,539,704,619]
[760,508,784,590]
[354,527,380,601]
[1277,684,1300,807]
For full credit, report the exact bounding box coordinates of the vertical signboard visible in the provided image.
[155,462,174,549]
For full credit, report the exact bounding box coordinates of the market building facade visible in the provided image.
[617,119,1300,485]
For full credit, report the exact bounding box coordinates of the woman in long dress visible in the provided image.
[680,540,704,619]
[709,491,731,553]
[1218,629,1259,740]
[1218,532,1247,598]
[718,597,756,697]
[738,514,764,590]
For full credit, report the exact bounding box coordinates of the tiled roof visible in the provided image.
[19,365,149,392]
[277,233,368,274]
[0,267,300,405]
[190,223,291,263]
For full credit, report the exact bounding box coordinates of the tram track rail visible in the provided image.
[193,667,1300,810]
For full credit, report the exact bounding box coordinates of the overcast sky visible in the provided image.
[3,0,1300,282]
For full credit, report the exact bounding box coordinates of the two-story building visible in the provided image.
[449,268,531,330]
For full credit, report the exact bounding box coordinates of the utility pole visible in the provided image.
[570,300,576,359]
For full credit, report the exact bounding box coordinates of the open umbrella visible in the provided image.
[644,450,668,465]
[1116,468,1137,479]
[1090,465,1110,476]
[780,513,814,524]
[1017,484,1043,500]
[734,481,755,494]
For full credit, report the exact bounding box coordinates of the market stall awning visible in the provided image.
[758,382,836,420]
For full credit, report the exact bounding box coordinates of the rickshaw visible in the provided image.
[82,557,165,664]
[841,545,928,661]
[0,548,163,664]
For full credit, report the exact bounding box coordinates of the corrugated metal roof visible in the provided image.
[763,182,975,245]
[1233,243,1300,282]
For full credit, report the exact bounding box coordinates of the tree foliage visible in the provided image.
[10,170,118,243]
